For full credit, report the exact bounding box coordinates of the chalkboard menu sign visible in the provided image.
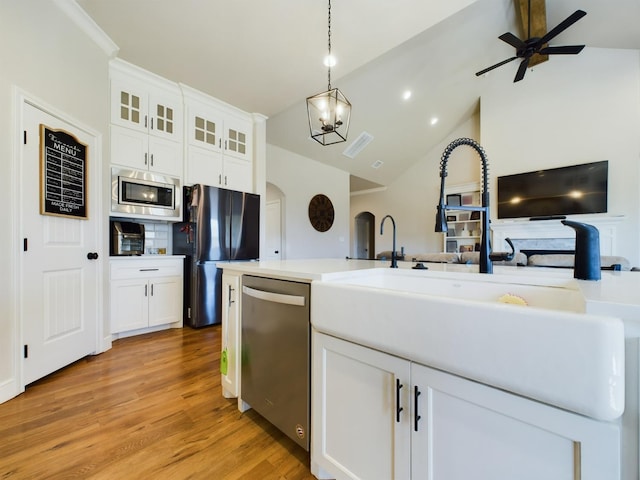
[40,124,88,219]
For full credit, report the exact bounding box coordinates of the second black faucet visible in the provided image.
[380,215,398,268]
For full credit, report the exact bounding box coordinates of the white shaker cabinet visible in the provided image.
[311,332,411,480]
[110,124,182,177]
[410,362,619,480]
[182,85,254,192]
[110,59,183,177]
[221,272,241,398]
[312,331,620,480]
[110,257,183,336]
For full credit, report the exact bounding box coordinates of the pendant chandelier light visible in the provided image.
[306,0,351,146]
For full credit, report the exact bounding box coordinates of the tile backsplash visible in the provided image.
[142,222,170,254]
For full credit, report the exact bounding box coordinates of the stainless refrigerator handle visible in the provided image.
[242,286,306,307]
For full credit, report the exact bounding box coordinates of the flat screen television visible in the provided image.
[497,161,608,219]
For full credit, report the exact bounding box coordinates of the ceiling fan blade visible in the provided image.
[475,57,518,77]
[538,45,585,55]
[499,32,526,50]
[540,9,587,44]
[514,56,530,82]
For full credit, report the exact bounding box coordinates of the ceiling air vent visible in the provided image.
[342,131,374,159]
[371,160,384,169]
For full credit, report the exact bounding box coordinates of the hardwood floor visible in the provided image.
[0,327,316,479]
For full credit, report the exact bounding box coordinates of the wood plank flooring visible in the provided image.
[0,326,316,479]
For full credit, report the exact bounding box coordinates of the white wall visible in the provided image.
[0,1,110,401]
[351,47,640,266]
[350,116,481,258]
[481,47,640,265]
[266,144,350,259]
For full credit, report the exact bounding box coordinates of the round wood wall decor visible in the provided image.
[308,194,335,232]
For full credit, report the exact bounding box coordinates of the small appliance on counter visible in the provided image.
[110,220,145,256]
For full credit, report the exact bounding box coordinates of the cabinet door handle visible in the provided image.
[144,284,148,297]
[218,174,222,185]
[228,286,235,305]
[396,378,404,423]
[150,118,154,130]
[224,175,227,186]
[150,153,154,167]
[144,152,148,165]
[414,385,422,432]
[150,284,154,296]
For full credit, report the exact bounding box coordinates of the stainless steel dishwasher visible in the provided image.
[241,275,311,451]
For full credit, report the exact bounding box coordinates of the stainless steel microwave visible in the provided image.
[111,167,181,220]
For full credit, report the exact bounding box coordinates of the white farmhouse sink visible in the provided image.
[311,268,625,421]
[323,268,586,312]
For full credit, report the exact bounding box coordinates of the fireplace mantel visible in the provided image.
[491,215,625,256]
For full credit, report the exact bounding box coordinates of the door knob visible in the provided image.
[87,252,99,260]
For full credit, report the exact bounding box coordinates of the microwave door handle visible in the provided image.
[242,286,305,307]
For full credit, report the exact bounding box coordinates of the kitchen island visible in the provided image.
[217,258,640,480]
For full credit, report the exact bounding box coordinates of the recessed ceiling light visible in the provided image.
[402,90,412,100]
[323,54,336,67]
[430,117,439,126]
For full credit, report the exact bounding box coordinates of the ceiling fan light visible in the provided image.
[307,88,352,146]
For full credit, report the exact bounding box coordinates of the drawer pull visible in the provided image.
[139,268,159,272]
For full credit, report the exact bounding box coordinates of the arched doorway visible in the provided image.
[354,212,375,259]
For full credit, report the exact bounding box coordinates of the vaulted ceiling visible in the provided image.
[77,0,640,190]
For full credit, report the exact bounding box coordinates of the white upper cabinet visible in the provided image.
[182,84,254,192]
[108,59,261,191]
[109,59,184,177]
[110,124,183,177]
[110,59,183,142]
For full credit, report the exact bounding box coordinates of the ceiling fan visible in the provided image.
[476,0,587,82]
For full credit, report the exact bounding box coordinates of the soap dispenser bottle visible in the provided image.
[561,220,601,281]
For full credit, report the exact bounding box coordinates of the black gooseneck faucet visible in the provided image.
[435,138,493,273]
[380,214,398,268]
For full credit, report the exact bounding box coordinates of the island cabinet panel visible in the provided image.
[312,331,620,480]
[220,272,241,398]
[311,332,411,480]
[411,363,620,480]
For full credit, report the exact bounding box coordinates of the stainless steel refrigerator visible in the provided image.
[173,184,260,328]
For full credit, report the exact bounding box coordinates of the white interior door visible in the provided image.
[265,199,282,260]
[20,102,99,385]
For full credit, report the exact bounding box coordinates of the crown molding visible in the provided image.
[53,0,119,58]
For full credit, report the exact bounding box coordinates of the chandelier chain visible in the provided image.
[327,0,332,90]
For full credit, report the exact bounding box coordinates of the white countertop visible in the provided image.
[217,257,640,327]
[109,254,185,260]
[215,258,385,281]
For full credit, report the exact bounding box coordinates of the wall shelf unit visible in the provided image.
[442,182,481,253]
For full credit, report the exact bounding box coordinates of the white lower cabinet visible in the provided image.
[110,257,183,335]
[312,331,620,480]
[220,272,240,398]
[312,331,411,480]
